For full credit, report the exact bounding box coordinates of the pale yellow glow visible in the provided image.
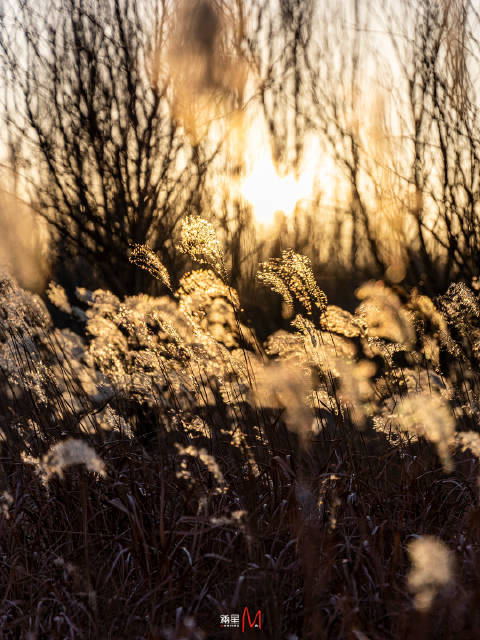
[240,148,316,225]
[219,113,342,226]
[236,120,340,226]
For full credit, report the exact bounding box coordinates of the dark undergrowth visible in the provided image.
[2,244,480,639]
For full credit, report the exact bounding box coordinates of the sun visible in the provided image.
[226,114,338,226]
[240,130,319,226]
[239,149,313,225]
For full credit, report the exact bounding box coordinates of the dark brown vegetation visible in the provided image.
[1,256,480,638]
[1,1,480,639]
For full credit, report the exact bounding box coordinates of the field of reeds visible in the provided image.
[1,218,480,639]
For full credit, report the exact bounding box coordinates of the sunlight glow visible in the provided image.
[239,147,316,226]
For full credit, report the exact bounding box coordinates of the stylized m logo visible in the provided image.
[242,607,261,632]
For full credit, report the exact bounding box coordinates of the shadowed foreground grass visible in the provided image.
[1,235,480,638]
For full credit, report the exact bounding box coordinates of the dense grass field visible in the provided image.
[3,0,480,637]
[1,229,480,639]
